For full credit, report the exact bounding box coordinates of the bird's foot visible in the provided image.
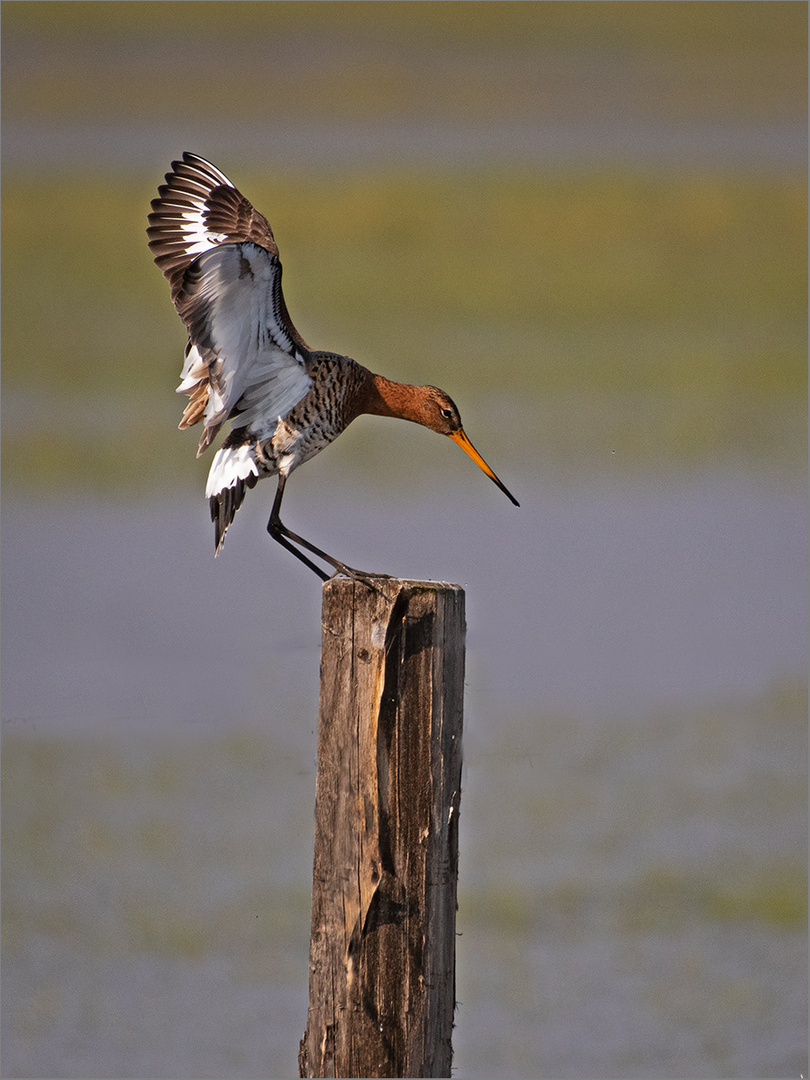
[326,565,392,596]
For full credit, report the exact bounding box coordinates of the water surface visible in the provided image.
[2,476,806,1078]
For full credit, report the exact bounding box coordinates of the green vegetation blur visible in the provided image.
[3,1,806,494]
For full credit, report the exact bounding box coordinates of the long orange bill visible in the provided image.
[448,429,520,507]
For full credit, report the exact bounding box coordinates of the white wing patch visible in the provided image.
[183,243,311,436]
[162,214,228,259]
[153,157,235,257]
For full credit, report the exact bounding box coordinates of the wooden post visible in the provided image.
[299,578,465,1079]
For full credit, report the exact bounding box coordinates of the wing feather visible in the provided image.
[147,153,311,454]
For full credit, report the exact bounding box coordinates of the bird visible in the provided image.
[147,152,519,582]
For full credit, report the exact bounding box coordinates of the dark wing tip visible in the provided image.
[147,152,279,274]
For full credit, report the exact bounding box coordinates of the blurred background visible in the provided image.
[2,3,806,1077]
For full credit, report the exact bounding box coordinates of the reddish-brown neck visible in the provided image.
[356,372,427,425]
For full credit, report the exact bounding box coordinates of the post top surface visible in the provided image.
[323,577,464,596]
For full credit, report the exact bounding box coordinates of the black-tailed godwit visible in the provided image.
[147,153,518,581]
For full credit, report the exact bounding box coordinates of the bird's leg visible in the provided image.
[268,522,330,581]
[266,474,389,587]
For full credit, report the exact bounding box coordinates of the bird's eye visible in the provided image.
[440,407,454,420]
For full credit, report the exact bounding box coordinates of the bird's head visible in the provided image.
[418,387,520,507]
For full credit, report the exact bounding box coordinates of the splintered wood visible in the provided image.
[299,578,465,1079]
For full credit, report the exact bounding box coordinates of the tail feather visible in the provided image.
[205,442,263,554]
[210,475,258,554]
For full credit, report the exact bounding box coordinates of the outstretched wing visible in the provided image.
[147,152,311,455]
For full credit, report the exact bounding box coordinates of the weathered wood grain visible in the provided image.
[299,578,465,1079]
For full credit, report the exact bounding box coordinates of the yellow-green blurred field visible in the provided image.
[2,0,806,493]
[3,167,806,491]
[3,2,805,126]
